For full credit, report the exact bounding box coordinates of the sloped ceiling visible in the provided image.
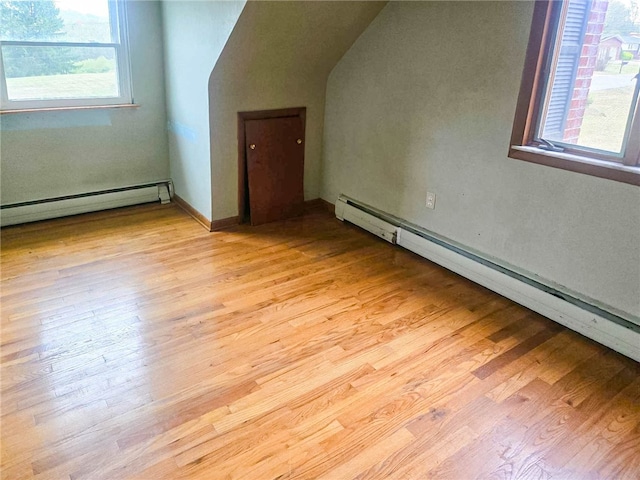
[215,0,389,81]
[208,0,388,220]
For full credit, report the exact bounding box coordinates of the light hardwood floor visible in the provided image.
[1,203,639,480]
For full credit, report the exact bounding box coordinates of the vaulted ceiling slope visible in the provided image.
[208,1,388,220]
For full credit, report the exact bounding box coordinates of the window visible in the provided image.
[0,0,132,110]
[510,0,640,186]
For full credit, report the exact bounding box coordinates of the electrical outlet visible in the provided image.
[426,191,436,210]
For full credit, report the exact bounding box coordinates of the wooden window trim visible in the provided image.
[0,103,139,115]
[509,0,640,186]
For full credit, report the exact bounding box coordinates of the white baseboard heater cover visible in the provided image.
[1,182,172,227]
[335,194,640,362]
[335,195,398,244]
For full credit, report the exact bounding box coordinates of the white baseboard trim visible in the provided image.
[335,196,398,243]
[397,229,640,362]
[334,194,639,362]
[1,182,172,227]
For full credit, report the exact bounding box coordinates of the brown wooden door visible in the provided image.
[245,116,305,226]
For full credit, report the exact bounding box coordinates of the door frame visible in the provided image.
[237,107,306,223]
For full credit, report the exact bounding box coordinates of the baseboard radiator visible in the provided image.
[335,194,640,362]
[0,181,172,227]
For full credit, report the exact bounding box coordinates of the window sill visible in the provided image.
[509,145,640,186]
[0,103,140,115]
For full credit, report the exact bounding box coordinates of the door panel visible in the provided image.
[245,116,304,226]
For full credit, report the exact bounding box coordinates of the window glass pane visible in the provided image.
[0,0,113,43]
[580,61,637,153]
[2,45,119,100]
[538,0,638,154]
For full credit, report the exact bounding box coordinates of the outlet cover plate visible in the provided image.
[426,192,436,209]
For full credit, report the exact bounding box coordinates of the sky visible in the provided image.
[55,0,109,17]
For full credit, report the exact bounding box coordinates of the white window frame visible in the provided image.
[0,0,133,111]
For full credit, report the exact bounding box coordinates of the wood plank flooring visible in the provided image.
[1,203,639,480]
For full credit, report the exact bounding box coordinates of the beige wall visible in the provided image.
[162,0,246,220]
[208,1,386,220]
[0,1,169,205]
[322,1,640,320]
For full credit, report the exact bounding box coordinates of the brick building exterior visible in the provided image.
[563,0,609,143]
